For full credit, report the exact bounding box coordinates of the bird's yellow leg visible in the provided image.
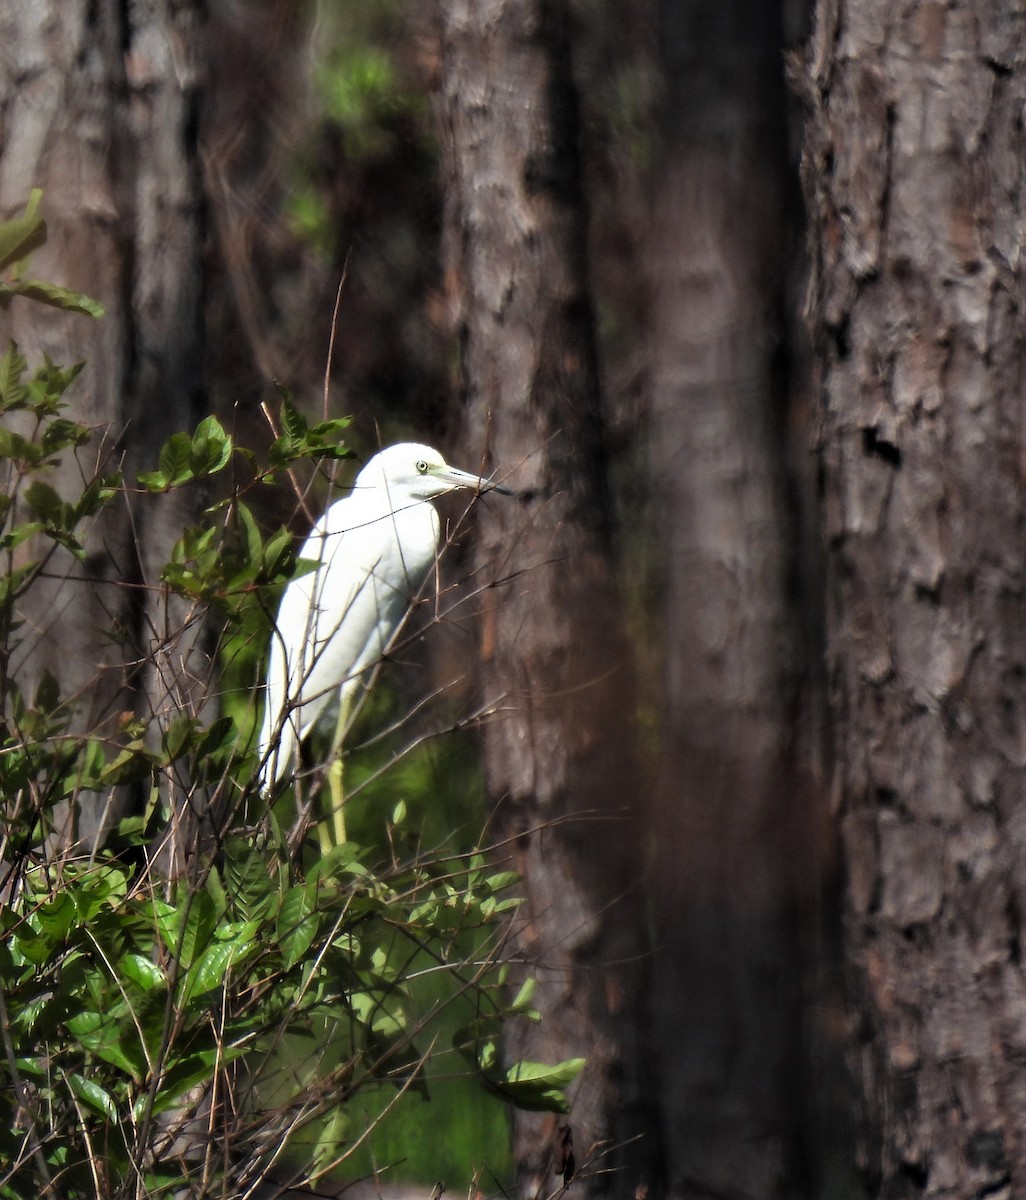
[327,755,346,846]
[321,692,352,848]
[314,802,335,856]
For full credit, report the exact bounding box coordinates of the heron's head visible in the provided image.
[356,443,513,501]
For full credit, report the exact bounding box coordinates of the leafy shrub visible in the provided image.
[0,198,581,1199]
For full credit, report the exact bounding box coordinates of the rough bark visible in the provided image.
[0,0,208,852]
[438,1,650,1194]
[804,2,1026,1195]
[641,1,821,1196]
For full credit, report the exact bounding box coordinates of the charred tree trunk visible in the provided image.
[0,1,208,854]
[642,1,818,1196]
[804,2,1026,1194]
[438,1,650,1194]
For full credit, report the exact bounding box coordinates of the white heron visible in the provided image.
[256,442,511,846]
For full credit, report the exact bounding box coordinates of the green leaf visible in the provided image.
[161,431,194,485]
[120,952,166,993]
[183,939,235,1000]
[486,1057,585,1114]
[277,884,320,971]
[39,415,90,456]
[23,480,66,524]
[66,1011,147,1080]
[223,837,279,923]
[0,343,28,409]
[157,888,217,971]
[35,892,77,942]
[143,1041,246,1118]
[350,990,406,1037]
[0,190,47,272]
[5,278,104,317]
[237,501,262,567]
[162,713,199,761]
[311,1106,350,1178]
[28,356,85,409]
[68,1072,119,1122]
[100,742,156,787]
[486,871,521,892]
[75,472,121,518]
[189,415,231,476]
[0,425,42,465]
[279,395,308,441]
[136,469,169,491]
[509,976,536,1014]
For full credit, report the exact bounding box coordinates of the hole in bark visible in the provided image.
[899,1160,928,1190]
[828,314,851,359]
[862,427,902,468]
[1006,895,1021,965]
[967,1129,1008,1173]
[983,55,1013,78]
[914,580,941,605]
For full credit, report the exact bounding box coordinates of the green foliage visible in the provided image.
[0,191,104,317]
[284,7,433,256]
[0,198,582,1197]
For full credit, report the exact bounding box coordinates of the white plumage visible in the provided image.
[257,442,509,796]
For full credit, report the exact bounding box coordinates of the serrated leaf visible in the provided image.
[8,278,104,317]
[23,480,65,523]
[279,396,307,441]
[0,343,28,409]
[0,426,41,464]
[486,871,521,892]
[223,837,278,923]
[158,432,194,485]
[176,889,218,971]
[40,416,90,455]
[0,192,47,272]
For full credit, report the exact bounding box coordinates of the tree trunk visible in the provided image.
[0,0,208,854]
[803,2,1026,1194]
[437,1,650,1194]
[640,1,823,1196]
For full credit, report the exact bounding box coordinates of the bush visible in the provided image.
[0,197,581,1199]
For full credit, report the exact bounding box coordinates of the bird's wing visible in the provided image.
[294,504,436,712]
[258,501,439,790]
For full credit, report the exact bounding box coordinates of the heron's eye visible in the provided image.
[415,460,429,474]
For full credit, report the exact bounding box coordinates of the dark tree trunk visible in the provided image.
[641,1,820,1196]
[0,1,208,855]
[803,2,1026,1195]
[438,1,650,1194]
